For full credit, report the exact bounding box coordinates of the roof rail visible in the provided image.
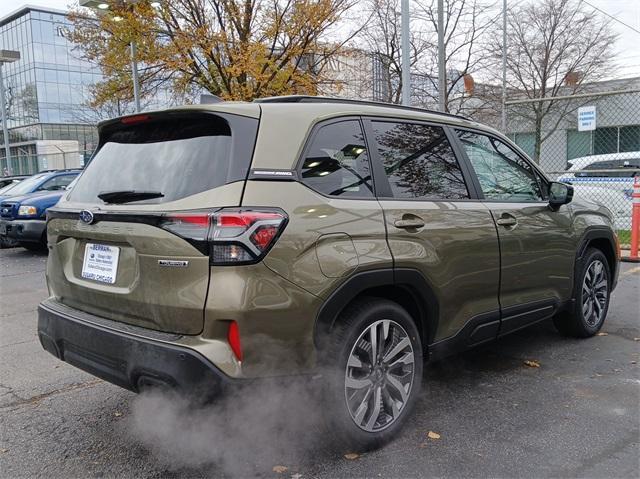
[254,95,471,121]
[37,168,84,173]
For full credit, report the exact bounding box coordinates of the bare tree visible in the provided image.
[357,0,495,111]
[492,0,618,162]
[414,0,496,113]
[358,0,431,104]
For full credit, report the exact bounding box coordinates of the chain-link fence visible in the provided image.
[502,88,640,242]
[1,149,92,177]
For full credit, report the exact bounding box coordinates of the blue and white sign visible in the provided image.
[578,106,596,131]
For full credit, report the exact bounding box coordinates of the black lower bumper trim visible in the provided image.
[4,219,46,242]
[38,299,229,397]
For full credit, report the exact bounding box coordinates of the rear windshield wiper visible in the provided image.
[97,190,164,204]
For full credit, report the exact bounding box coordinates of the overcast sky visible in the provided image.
[2,0,639,77]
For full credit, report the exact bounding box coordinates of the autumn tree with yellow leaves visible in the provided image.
[68,0,355,108]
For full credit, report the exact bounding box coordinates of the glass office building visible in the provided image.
[0,5,146,174]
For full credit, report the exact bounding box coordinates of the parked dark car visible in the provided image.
[0,170,80,248]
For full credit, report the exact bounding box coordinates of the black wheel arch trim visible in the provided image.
[574,226,618,291]
[313,268,440,352]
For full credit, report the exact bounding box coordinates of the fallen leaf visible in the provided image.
[427,431,441,440]
[0,448,8,453]
[344,453,360,460]
[272,465,288,474]
[114,412,123,417]
[524,360,540,368]
[634,338,640,341]
[596,332,608,336]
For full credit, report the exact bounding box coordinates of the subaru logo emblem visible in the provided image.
[79,210,94,224]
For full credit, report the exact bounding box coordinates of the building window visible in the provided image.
[511,132,536,159]
[567,125,640,160]
[620,126,640,153]
[593,127,618,155]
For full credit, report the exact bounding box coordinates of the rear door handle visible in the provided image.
[496,214,517,227]
[394,218,425,229]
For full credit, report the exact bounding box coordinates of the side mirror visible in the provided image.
[549,182,573,209]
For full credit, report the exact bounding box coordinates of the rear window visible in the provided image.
[69,113,258,204]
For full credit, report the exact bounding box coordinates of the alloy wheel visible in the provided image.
[582,259,608,327]
[344,319,415,432]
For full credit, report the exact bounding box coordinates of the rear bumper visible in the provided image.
[38,298,230,397]
[3,218,46,243]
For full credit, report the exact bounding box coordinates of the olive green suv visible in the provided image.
[38,96,619,449]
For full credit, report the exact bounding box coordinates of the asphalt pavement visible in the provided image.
[1,247,638,478]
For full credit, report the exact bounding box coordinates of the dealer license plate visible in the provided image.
[81,243,120,284]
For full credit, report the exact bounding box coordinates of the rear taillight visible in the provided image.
[159,208,287,265]
[227,321,243,361]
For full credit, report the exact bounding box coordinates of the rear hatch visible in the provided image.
[46,108,260,335]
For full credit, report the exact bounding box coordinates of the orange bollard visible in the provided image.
[625,176,640,263]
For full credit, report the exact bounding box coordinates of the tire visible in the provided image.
[0,236,18,248]
[321,297,423,451]
[19,242,46,252]
[553,247,611,338]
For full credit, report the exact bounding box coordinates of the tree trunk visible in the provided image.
[534,115,543,164]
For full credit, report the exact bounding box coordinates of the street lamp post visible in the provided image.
[437,0,445,112]
[0,49,20,176]
[80,0,142,113]
[401,0,411,106]
[501,0,507,132]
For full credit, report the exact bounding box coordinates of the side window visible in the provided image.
[456,131,544,202]
[372,121,469,199]
[38,175,76,191]
[300,120,373,198]
[577,159,640,178]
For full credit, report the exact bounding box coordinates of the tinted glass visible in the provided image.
[38,174,77,191]
[373,122,469,199]
[4,173,48,196]
[300,120,373,198]
[0,181,20,195]
[69,114,257,204]
[457,131,544,201]
[575,159,640,178]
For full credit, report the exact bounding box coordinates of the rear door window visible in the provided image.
[300,120,374,198]
[69,113,258,204]
[372,121,469,200]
